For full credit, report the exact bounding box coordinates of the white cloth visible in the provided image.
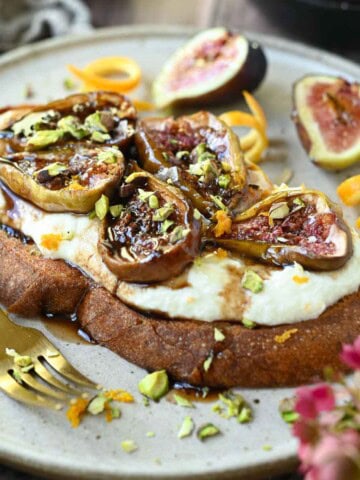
[0,0,92,51]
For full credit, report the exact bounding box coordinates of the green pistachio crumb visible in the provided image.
[169,226,189,243]
[91,131,111,143]
[12,369,23,384]
[242,318,256,329]
[42,162,67,177]
[162,152,169,160]
[63,77,77,90]
[178,416,194,439]
[142,397,150,407]
[173,393,194,408]
[169,138,178,145]
[161,219,174,233]
[281,411,299,424]
[110,406,121,419]
[97,147,120,164]
[89,210,97,220]
[87,395,107,415]
[221,161,231,172]
[203,353,213,372]
[57,115,89,140]
[149,195,159,209]
[153,205,174,222]
[188,162,204,176]
[138,370,169,401]
[95,194,109,221]
[269,201,290,220]
[194,143,207,157]
[6,348,34,373]
[293,197,305,208]
[218,174,231,189]
[194,209,201,220]
[121,440,138,453]
[210,195,228,212]
[197,151,216,163]
[262,445,273,451]
[238,407,252,423]
[27,129,63,148]
[202,387,210,398]
[109,204,123,217]
[176,151,189,160]
[146,431,155,438]
[214,328,225,342]
[241,270,263,294]
[85,111,108,133]
[197,423,220,441]
[12,110,57,137]
[61,231,74,241]
[138,189,154,202]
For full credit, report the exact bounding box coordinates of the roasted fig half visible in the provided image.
[135,111,247,217]
[152,27,267,108]
[0,92,136,212]
[214,187,353,271]
[292,75,360,169]
[99,165,201,283]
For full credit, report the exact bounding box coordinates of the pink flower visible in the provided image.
[341,336,360,370]
[299,430,360,480]
[295,384,335,420]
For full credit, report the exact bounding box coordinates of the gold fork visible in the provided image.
[0,308,97,409]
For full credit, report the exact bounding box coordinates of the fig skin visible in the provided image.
[99,168,201,283]
[215,187,353,271]
[152,28,267,109]
[292,75,360,170]
[135,111,247,217]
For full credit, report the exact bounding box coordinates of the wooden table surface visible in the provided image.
[1,0,358,479]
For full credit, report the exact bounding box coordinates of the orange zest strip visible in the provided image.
[68,56,141,93]
[66,398,89,428]
[213,210,232,238]
[243,90,267,130]
[40,233,62,251]
[337,175,360,206]
[104,389,134,403]
[132,99,156,112]
[356,217,360,229]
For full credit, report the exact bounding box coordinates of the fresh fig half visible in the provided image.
[292,75,360,169]
[135,111,247,217]
[0,92,136,212]
[214,187,353,271]
[152,27,267,108]
[99,163,201,283]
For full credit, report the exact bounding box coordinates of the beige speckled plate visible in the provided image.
[0,25,359,480]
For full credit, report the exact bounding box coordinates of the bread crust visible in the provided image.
[1,229,359,388]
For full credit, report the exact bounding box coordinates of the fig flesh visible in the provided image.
[292,75,360,169]
[152,27,267,108]
[0,92,136,212]
[99,164,201,283]
[135,111,247,217]
[215,187,353,271]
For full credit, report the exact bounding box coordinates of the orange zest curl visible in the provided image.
[66,397,89,428]
[337,174,360,207]
[219,91,268,163]
[213,210,232,238]
[104,389,134,403]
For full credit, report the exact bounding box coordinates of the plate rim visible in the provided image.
[0,23,359,480]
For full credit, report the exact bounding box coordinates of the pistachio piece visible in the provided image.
[85,111,109,133]
[176,151,189,160]
[146,431,156,438]
[293,197,305,208]
[173,394,194,408]
[153,205,174,222]
[194,143,207,157]
[148,194,159,209]
[138,189,155,202]
[269,201,290,220]
[178,416,194,439]
[95,194,109,221]
[58,115,89,140]
[203,353,213,372]
[87,395,107,415]
[161,219,174,233]
[138,370,169,401]
[214,328,225,342]
[238,406,252,423]
[43,162,67,177]
[218,174,231,189]
[241,270,263,293]
[97,147,120,164]
[197,423,221,441]
[109,204,123,217]
[210,195,228,212]
[242,318,256,329]
[12,110,57,137]
[169,226,190,244]
[121,440,138,453]
[27,129,63,149]
[91,131,111,143]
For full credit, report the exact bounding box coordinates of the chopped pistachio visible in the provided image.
[27,129,63,148]
[210,195,228,212]
[214,328,225,342]
[97,147,120,164]
[87,395,107,415]
[218,174,231,189]
[279,397,298,424]
[121,440,138,453]
[85,111,108,133]
[12,110,57,137]
[89,210,97,220]
[238,406,252,423]
[142,397,150,407]
[197,423,220,441]
[269,201,290,220]
[188,162,205,176]
[63,77,77,90]
[12,369,23,384]
[176,150,189,160]
[241,270,263,293]
[194,209,202,221]
[138,189,154,202]
[146,431,156,438]
[6,348,34,373]
[202,387,210,398]
[161,219,174,233]
[281,411,299,424]
[58,115,88,140]
[197,151,216,163]
[138,370,169,401]
[153,205,174,222]
[109,204,123,217]
[91,131,110,143]
[203,353,213,372]
[242,318,256,329]
[62,231,74,241]
[194,143,207,157]
[219,391,245,418]
[173,394,194,408]
[44,162,67,177]
[262,445,273,451]
[169,138,178,145]
[162,152,169,160]
[95,194,109,221]
[169,226,189,243]
[110,406,121,419]
[178,416,194,439]
[149,195,159,209]
[221,161,231,172]
[293,197,305,208]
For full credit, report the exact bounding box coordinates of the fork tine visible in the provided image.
[43,353,98,389]
[0,373,62,410]
[33,359,83,396]
[20,371,68,400]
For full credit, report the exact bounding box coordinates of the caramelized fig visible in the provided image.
[292,75,360,169]
[135,111,247,217]
[99,164,201,283]
[215,187,353,271]
[0,92,136,212]
[152,27,267,108]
